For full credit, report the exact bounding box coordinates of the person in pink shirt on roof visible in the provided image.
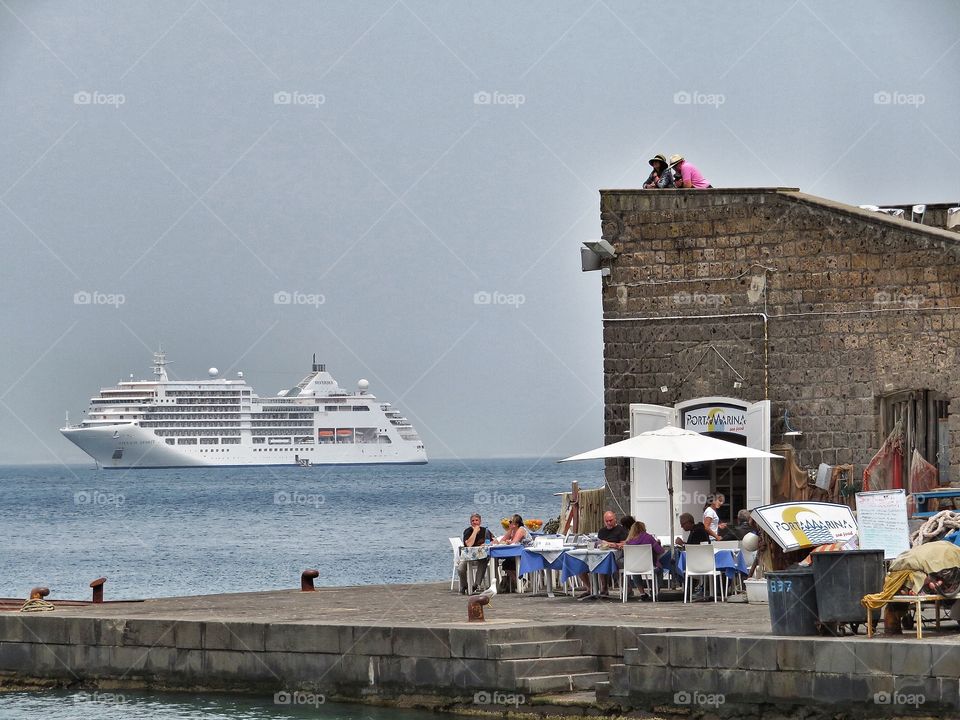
[669,154,712,189]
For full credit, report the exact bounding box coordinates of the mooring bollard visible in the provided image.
[29,587,50,600]
[90,577,107,603]
[467,594,490,622]
[301,569,319,591]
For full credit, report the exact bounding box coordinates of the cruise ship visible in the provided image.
[61,351,427,468]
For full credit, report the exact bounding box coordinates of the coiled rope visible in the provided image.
[911,510,960,547]
[19,598,55,613]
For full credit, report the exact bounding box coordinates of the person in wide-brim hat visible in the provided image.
[643,153,675,189]
[670,154,712,189]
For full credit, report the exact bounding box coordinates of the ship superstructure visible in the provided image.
[61,351,427,468]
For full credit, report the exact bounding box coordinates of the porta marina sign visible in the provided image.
[750,502,858,551]
[683,406,747,435]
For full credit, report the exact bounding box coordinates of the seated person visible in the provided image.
[458,512,493,594]
[494,514,528,592]
[675,512,711,599]
[599,510,628,548]
[619,514,636,533]
[595,510,629,594]
[625,520,667,600]
[669,154,712,188]
[674,512,710,546]
[723,509,754,541]
[643,154,675,189]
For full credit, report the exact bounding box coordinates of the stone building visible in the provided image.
[586,188,960,535]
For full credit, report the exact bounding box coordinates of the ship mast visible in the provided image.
[152,347,169,382]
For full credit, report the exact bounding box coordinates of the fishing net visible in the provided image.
[560,487,605,534]
[863,420,904,491]
[908,448,939,494]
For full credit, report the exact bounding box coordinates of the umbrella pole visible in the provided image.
[667,461,678,590]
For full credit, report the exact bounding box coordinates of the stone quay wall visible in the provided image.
[0,613,632,697]
[607,630,960,717]
[4,610,960,718]
[597,188,960,511]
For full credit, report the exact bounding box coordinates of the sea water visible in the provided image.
[0,458,604,718]
[0,690,466,719]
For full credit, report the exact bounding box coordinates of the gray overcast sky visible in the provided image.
[1,1,957,465]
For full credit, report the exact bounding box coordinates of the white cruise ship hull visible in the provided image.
[62,424,427,469]
[61,352,428,469]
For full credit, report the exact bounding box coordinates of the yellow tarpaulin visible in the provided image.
[861,570,915,611]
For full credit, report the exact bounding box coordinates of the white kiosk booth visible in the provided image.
[629,397,772,538]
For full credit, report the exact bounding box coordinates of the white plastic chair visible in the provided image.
[450,537,484,592]
[622,544,657,602]
[948,207,960,229]
[713,540,743,593]
[911,204,926,224]
[684,544,725,603]
[713,540,740,552]
[448,537,463,590]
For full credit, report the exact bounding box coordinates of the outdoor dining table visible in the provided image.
[561,548,619,600]
[488,545,524,559]
[518,546,572,597]
[486,544,524,591]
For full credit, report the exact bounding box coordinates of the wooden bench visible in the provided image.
[865,595,944,639]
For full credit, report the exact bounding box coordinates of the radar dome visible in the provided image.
[208,367,219,378]
[358,379,369,391]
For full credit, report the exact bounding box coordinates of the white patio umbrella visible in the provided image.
[560,425,783,562]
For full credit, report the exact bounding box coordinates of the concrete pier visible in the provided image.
[1,583,958,718]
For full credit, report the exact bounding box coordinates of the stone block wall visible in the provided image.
[609,631,960,716]
[597,188,960,510]
[0,613,626,699]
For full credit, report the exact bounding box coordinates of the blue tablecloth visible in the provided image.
[488,545,524,559]
[519,548,569,576]
[676,549,748,579]
[560,549,618,583]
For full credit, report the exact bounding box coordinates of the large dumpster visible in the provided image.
[812,549,884,626]
[766,568,819,636]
